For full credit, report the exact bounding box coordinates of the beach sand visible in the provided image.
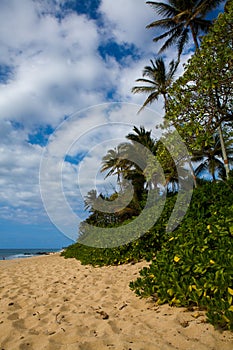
[0,254,233,350]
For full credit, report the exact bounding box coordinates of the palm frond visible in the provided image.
[138,92,160,112]
[194,161,208,176]
[190,0,224,20]
[146,18,178,29]
[176,28,189,58]
[146,0,224,57]
[132,85,158,94]
[156,26,184,53]
[134,77,157,85]
[146,1,179,17]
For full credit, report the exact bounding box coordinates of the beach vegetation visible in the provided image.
[146,0,225,59]
[131,57,178,112]
[130,174,233,330]
[62,1,233,330]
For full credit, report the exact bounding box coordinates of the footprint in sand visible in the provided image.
[7,312,19,321]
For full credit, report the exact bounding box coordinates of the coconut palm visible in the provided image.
[84,189,98,212]
[126,126,157,153]
[101,127,159,205]
[146,0,224,58]
[101,144,144,204]
[84,189,104,212]
[192,133,233,181]
[101,143,130,187]
[131,57,178,112]
[126,126,159,190]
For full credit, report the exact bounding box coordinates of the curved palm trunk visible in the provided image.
[188,159,197,188]
[218,125,230,180]
[190,23,199,50]
[163,93,169,113]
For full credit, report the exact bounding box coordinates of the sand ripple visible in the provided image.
[0,254,233,350]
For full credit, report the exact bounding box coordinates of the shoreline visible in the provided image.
[0,249,62,261]
[0,254,233,350]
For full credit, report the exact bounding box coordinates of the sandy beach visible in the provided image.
[0,254,233,350]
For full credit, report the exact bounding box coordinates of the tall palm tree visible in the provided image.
[84,189,106,213]
[84,189,98,212]
[101,127,159,205]
[124,128,153,197]
[146,0,224,58]
[126,126,157,153]
[101,143,145,204]
[131,57,178,112]
[192,133,233,181]
[101,143,130,189]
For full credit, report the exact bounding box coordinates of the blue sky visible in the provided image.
[0,0,226,248]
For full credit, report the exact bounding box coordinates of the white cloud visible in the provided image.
[99,0,157,52]
[37,102,165,239]
[0,1,111,127]
[0,0,196,237]
[0,0,171,129]
[0,0,39,57]
[0,120,45,223]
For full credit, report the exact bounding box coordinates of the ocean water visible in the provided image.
[0,248,61,260]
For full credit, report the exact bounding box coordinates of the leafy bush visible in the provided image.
[61,193,177,266]
[62,172,233,330]
[130,177,233,330]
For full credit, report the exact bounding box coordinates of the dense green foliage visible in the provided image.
[62,1,233,331]
[130,174,233,330]
[164,2,233,154]
[128,2,233,331]
[61,193,177,265]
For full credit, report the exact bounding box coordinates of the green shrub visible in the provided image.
[61,193,177,266]
[130,178,233,330]
[62,172,233,330]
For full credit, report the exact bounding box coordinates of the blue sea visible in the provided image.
[0,248,61,260]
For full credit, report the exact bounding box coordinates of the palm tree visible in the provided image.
[101,143,145,205]
[126,126,158,152]
[101,127,159,206]
[192,133,233,181]
[101,143,130,189]
[146,0,224,58]
[131,57,178,112]
[84,190,107,213]
[224,0,231,12]
[126,126,159,190]
[84,189,98,212]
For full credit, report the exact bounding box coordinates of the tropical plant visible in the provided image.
[101,126,159,201]
[130,175,233,330]
[84,189,98,212]
[126,126,159,190]
[146,0,224,58]
[192,133,233,181]
[83,190,114,226]
[100,143,142,205]
[131,57,178,112]
[62,191,178,265]
[145,139,181,192]
[101,143,130,188]
[126,126,157,152]
[164,2,233,178]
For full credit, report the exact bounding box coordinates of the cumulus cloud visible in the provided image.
[99,0,157,52]
[0,0,196,238]
[0,2,108,126]
[0,120,45,223]
[39,103,164,238]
